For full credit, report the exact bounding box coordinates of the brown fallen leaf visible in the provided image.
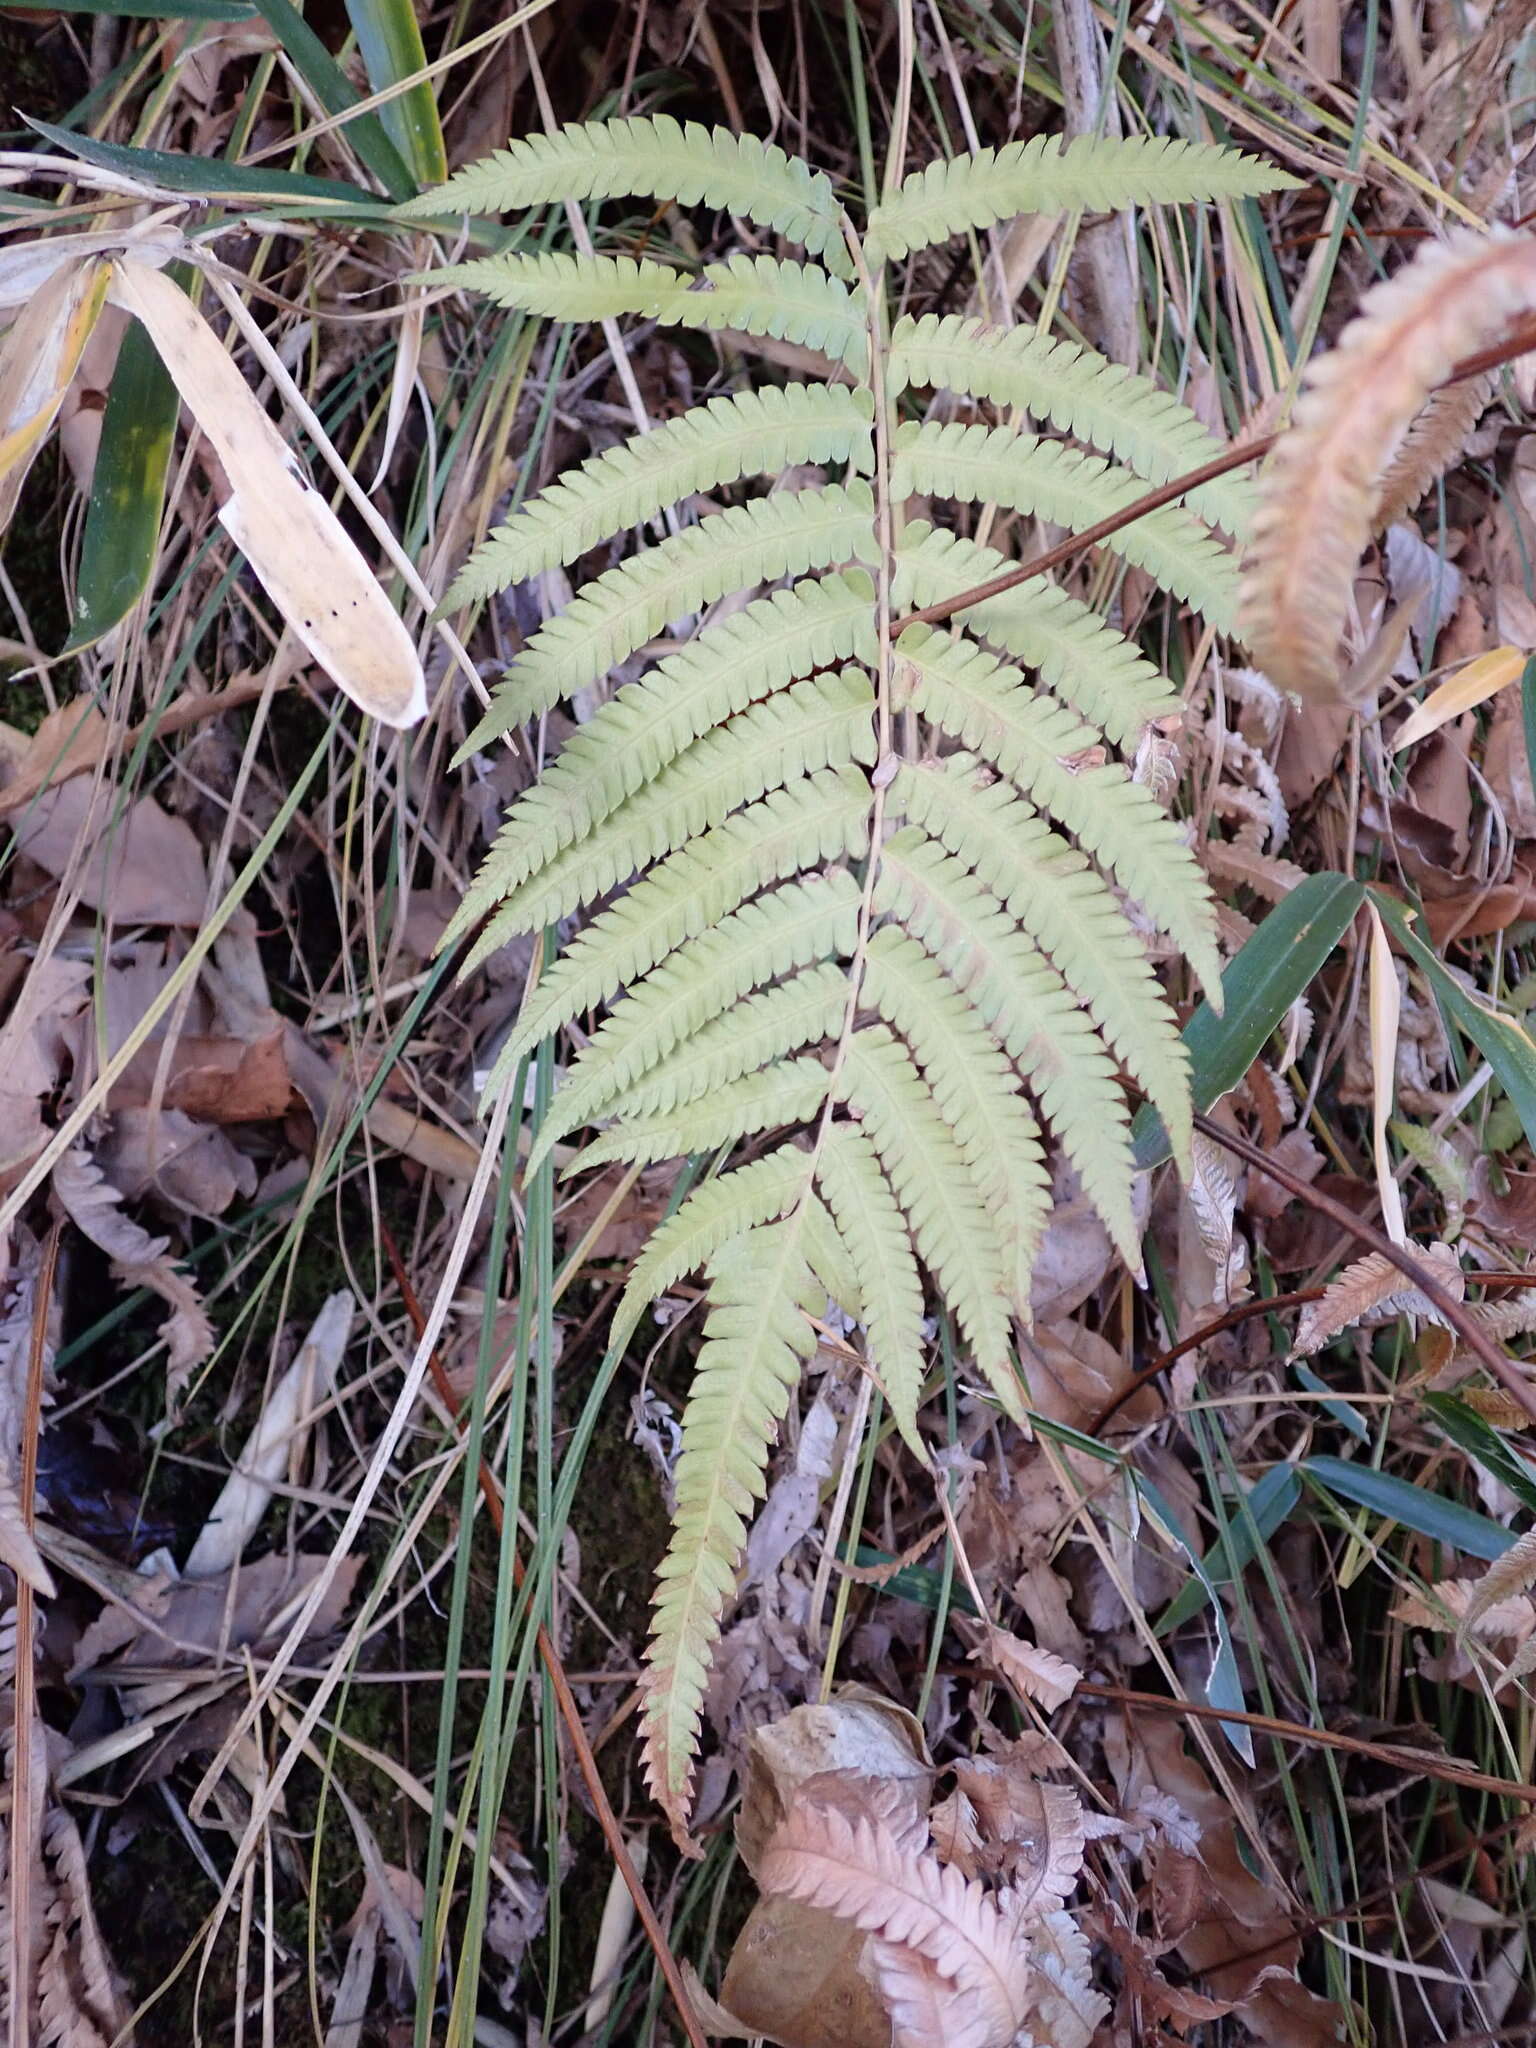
[1468,1155,1536,1244]
[1118,1716,1343,2046]
[283,1024,483,1181]
[14,775,208,926]
[0,677,273,821]
[160,1028,291,1124]
[71,1550,362,1677]
[0,955,90,1184]
[98,1106,255,1216]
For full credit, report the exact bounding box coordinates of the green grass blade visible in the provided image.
[26,117,379,208]
[1136,1469,1254,1761]
[342,0,445,188]
[64,316,176,654]
[1133,873,1365,1168]
[1156,1463,1301,1634]
[1370,887,1536,1153]
[248,0,415,198]
[38,0,254,15]
[1303,1454,1516,1560]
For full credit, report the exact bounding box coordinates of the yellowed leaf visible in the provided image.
[107,258,426,729]
[1392,645,1528,753]
[0,253,111,529]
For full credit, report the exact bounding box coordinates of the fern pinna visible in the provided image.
[403,119,1295,1847]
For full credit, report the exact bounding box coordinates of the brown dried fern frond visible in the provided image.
[1239,227,1536,702]
[1371,368,1499,535]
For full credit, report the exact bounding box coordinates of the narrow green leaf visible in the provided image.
[1422,1391,1536,1519]
[65,317,176,653]
[1292,1361,1369,1442]
[1370,888,1536,1153]
[342,0,446,189]
[1133,872,1365,1168]
[1156,1464,1300,1635]
[1303,1454,1516,1560]
[37,0,254,15]
[248,0,415,199]
[26,119,380,210]
[1521,654,1536,800]
[1136,1471,1253,1760]
[852,1547,981,1618]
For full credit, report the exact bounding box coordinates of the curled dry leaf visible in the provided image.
[715,1897,894,2048]
[51,1144,214,1404]
[738,1689,934,1875]
[1293,1240,1464,1357]
[1393,1578,1536,1642]
[70,1550,363,1680]
[107,258,426,730]
[1240,227,1536,702]
[948,1758,1086,1917]
[970,1623,1083,1714]
[758,1796,1031,2048]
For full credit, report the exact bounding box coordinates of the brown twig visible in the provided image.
[1076,1678,1536,1806]
[1088,1286,1327,1436]
[889,435,1277,635]
[896,308,1536,638]
[1192,1112,1536,1429]
[377,1227,707,2048]
[1089,1261,1536,1438]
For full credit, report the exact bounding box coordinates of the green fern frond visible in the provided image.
[642,1216,824,1846]
[892,420,1238,627]
[874,829,1141,1262]
[424,248,687,321]
[424,112,1298,1846]
[836,1027,1019,1414]
[611,1148,819,1356]
[459,484,878,754]
[813,1125,928,1450]
[577,1060,833,1171]
[496,775,870,1074]
[894,625,1221,998]
[618,964,849,1124]
[893,758,1192,1168]
[456,669,877,975]
[892,524,1178,745]
[446,383,874,606]
[889,314,1254,535]
[866,134,1297,261]
[862,926,1050,1316]
[453,573,876,907]
[399,114,854,276]
[677,254,869,368]
[525,875,859,1164]
[430,251,870,371]
[800,1189,863,1318]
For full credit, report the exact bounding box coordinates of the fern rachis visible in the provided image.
[416,117,1296,1847]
